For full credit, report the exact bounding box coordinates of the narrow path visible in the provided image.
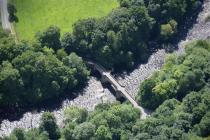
[0,0,18,43]
[0,0,210,137]
[0,0,11,31]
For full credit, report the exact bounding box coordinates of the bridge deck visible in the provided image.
[87,61,148,119]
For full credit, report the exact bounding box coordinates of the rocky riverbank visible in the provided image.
[0,0,210,137]
[0,77,116,137]
[115,0,210,98]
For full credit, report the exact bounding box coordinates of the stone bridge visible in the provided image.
[87,61,148,119]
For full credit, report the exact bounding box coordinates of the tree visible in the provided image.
[95,125,112,140]
[137,78,160,109]
[137,40,210,110]
[61,33,76,53]
[192,110,210,137]
[147,0,188,22]
[134,133,151,140]
[62,123,75,140]
[63,53,90,85]
[110,104,140,129]
[7,3,18,22]
[181,133,205,140]
[36,26,61,51]
[72,18,96,55]
[25,129,49,140]
[11,128,26,140]
[89,113,109,128]
[0,61,23,106]
[72,122,95,140]
[130,6,155,41]
[64,107,88,124]
[56,48,67,61]
[160,24,173,40]
[105,112,122,129]
[152,99,180,118]
[12,50,78,104]
[0,36,26,62]
[39,112,61,140]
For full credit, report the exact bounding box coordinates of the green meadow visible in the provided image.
[10,0,118,40]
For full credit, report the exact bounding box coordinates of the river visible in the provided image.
[0,0,210,137]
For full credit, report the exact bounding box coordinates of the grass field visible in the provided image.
[10,0,118,40]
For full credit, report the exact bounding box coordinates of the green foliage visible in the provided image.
[64,107,88,124]
[36,26,61,51]
[59,103,139,140]
[160,20,178,40]
[72,122,96,140]
[62,123,76,140]
[56,48,67,60]
[59,0,202,70]
[0,31,25,62]
[133,86,210,139]
[11,0,202,70]
[0,61,23,106]
[146,0,201,22]
[12,50,77,103]
[2,128,49,140]
[63,53,90,85]
[39,112,61,140]
[134,40,210,139]
[87,103,140,139]
[2,42,210,140]
[181,133,207,140]
[1,0,207,140]
[137,40,210,109]
[11,128,26,140]
[24,129,49,140]
[95,125,112,140]
[62,4,154,69]
[7,3,18,22]
[193,112,210,137]
[4,89,210,140]
[0,28,89,107]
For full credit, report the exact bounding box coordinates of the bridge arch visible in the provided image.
[87,61,148,119]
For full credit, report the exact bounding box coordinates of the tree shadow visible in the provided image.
[0,1,204,123]
[0,80,88,122]
[113,3,203,76]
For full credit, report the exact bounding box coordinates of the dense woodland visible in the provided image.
[0,27,89,108]
[61,0,203,69]
[1,0,210,139]
[19,0,203,70]
[0,0,203,108]
[3,40,210,140]
[137,40,210,110]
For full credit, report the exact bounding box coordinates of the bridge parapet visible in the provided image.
[86,60,148,119]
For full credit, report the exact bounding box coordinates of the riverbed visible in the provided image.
[115,0,210,98]
[0,0,210,137]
